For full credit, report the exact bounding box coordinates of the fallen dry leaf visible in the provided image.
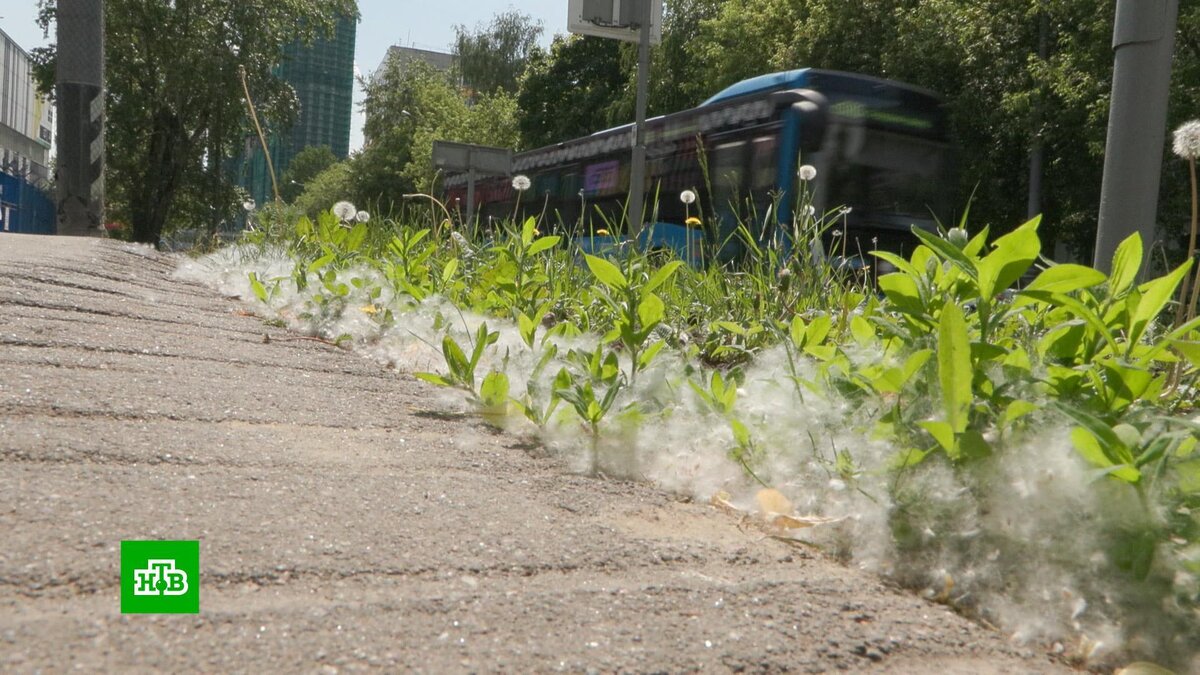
[770,513,843,530]
[756,488,793,516]
[709,491,740,516]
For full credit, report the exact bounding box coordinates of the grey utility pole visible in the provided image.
[55,0,106,236]
[626,0,652,241]
[1094,0,1178,271]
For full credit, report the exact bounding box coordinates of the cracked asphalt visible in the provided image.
[0,234,1071,673]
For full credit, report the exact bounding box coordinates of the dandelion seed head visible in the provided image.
[680,189,697,205]
[332,201,357,221]
[242,198,256,212]
[798,165,817,181]
[832,229,843,238]
[355,210,371,223]
[512,174,532,191]
[946,227,970,247]
[1173,120,1200,160]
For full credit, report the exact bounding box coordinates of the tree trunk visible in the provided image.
[130,110,188,245]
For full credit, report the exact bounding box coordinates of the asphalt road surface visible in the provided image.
[0,234,1070,672]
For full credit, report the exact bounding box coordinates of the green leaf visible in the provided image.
[1019,289,1119,355]
[479,371,510,408]
[637,292,665,328]
[869,250,921,278]
[307,252,336,274]
[414,372,454,388]
[1177,459,1200,493]
[470,322,499,371]
[1022,264,1107,296]
[441,258,459,284]
[584,254,627,289]
[645,261,685,293]
[937,302,972,434]
[1109,233,1143,297]
[248,272,268,303]
[976,216,1040,300]
[1169,339,1200,368]
[1100,362,1154,413]
[1002,400,1039,427]
[518,313,536,348]
[850,315,876,345]
[806,315,832,345]
[526,235,561,255]
[716,320,747,336]
[521,216,536,246]
[918,420,957,459]
[730,418,752,448]
[1129,259,1193,345]
[878,273,926,317]
[442,336,470,385]
[957,429,992,460]
[1136,314,1200,365]
[638,340,667,369]
[1055,404,1140,482]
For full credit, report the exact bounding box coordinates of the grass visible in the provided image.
[209,197,1200,670]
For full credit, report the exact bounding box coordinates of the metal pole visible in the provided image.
[55,0,106,236]
[466,167,477,227]
[1094,0,1178,272]
[626,0,651,242]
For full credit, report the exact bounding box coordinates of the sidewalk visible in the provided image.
[0,234,1067,672]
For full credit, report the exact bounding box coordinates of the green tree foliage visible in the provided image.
[453,10,543,96]
[517,35,627,149]
[685,0,1200,259]
[295,160,354,216]
[280,145,337,203]
[32,0,356,245]
[644,0,725,116]
[352,57,520,208]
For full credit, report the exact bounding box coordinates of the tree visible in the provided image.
[352,60,465,209]
[280,145,337,202]
[690,0,1200,260]
[352,58,521,210]
[516,35,628,149]
[453,10,543,96]
[295,160,354,216]
[33,0,356,245]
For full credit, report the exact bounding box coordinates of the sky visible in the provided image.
[0,1,568,152]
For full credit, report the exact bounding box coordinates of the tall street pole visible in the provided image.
[1094,0,1178,272]
[626,0,651,242]
[55,0,106,236]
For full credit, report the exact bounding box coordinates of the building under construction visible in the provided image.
[240,15,356,207]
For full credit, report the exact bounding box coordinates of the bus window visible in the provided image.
[710,139,749,252]
[827,128,947,221]
[750,132,780,233]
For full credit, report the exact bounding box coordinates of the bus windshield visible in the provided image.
[824,127,950,222]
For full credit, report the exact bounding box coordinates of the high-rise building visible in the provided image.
[0,27,54,233]
[240,15,356,206]
[374,46,456,83]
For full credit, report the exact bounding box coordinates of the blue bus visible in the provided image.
[445,69,954,264]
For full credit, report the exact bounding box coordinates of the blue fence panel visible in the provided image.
[0,171,56,235]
